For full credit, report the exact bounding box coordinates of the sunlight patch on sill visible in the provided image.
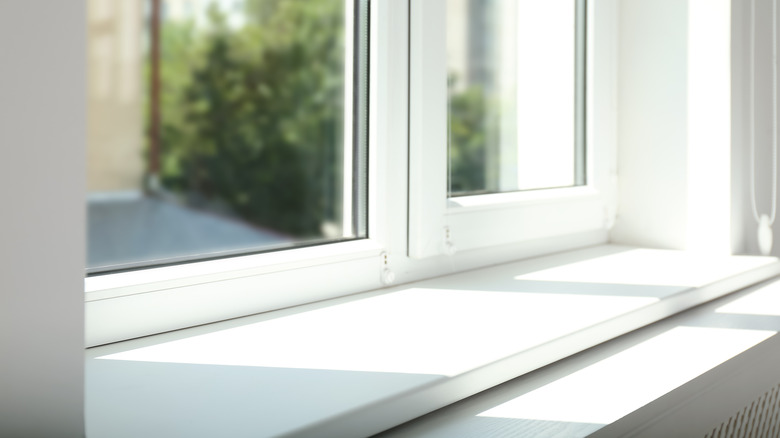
[476,326,775,425]
[98,287,657,376]
[515,248,767,289]
[716,280,780,317]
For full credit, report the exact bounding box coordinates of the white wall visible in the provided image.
[739,0,780,256]
[0,2,86,437]
[610,0,737,255]
[611,0,690,250]
[732,0,751,255]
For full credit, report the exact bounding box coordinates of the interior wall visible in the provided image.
[611,0,737,255]
[739,0,780,256]
[610,0,690,250]
[732,0,750,255]
[0,2,86,437]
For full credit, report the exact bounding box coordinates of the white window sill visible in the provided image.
[85,245,780,438]
[380,269,780,437]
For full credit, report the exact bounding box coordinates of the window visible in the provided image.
[86,0,368,273]
[409,0,615,258]
[447,0,586,196]
[86,0,617,347]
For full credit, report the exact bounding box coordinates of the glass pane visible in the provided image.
[447,0,585,197]
[87,0,368,272]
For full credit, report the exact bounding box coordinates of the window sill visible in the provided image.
[380,269,780,437]
[85,245,780,437]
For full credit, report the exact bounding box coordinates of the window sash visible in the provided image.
[409,0,616,258]
[87,0,396,347]
[87,0,619,347]
[86,0,370,275]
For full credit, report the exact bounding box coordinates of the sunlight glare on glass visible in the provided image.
[515,0,576,190]
[447,0,579,195]
[477,326,775,425]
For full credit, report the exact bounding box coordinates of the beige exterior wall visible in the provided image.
[87,0,145,192]
[447,0,469,92]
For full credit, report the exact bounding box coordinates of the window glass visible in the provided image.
[86,0,368,273]
[447,0,585,197]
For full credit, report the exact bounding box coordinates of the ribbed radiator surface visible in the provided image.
[705,382,780,438]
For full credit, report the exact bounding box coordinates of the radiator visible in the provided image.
[706,382,780,438]
[591,334,780,438]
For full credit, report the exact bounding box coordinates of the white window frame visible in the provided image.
[409,0,618,258]
[85,0,400,347]
[86,0,619,347]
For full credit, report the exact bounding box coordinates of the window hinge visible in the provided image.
[380,251,396,285]
[443,226,457,256]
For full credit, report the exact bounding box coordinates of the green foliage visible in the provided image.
[153,0,346,237]
[448,76,493,195]
[151,0,491,233]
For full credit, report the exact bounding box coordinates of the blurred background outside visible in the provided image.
[86,0,581,272]
[447,0,583,196]
[87,0,361,271]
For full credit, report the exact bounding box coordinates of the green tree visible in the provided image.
[448,76,493,195]
[154,0,346,237]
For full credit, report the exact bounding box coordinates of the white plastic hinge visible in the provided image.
[380,251,396,285]
[443,226,457,256]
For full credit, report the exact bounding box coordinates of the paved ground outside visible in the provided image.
[88,193,291,270]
